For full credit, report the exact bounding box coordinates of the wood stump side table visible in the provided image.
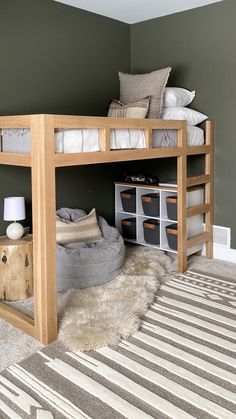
[0,235,33,301]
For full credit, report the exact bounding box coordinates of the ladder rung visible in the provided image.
[187,203,210,217]
[187,232,211,249]
[187,175,210,187]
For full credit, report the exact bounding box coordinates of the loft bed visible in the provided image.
[0,114,214,344]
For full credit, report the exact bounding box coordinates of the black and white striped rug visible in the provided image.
[0,270,235,418]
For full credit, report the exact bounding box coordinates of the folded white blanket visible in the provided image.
[1,125,204,153]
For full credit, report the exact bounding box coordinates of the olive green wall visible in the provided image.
[0,0,130,233]
[1,0,235,247]
[131,0,236,247]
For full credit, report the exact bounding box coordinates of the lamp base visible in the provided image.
[6,223,24,240]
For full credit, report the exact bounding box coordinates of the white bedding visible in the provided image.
[1,125,204,153]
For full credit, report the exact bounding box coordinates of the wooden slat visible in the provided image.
[0,153,31,166]
[187,203,210,217]
[54,148,181,167]
[187,174,210,187]
[144,129,152,149]
[205,120,214,258]
[187,232,211,249]
[100,128,110,151]
[53,114,184,130]
[0,302,35,337]
[31,115,57,344]
[0,115,31,128]
[177,123,188,273]
[186,145,210,155]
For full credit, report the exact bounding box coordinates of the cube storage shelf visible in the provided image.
[115,183,205,256]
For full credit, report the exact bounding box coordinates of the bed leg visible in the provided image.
[177,122,187,273]
[31,115,57,344]
[205,120,214,259]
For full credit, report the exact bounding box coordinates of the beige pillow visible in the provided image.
[107,97,150,119]
[119,67,171,119]
[56,208,103,245]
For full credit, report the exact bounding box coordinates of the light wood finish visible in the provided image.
[187,203,210,217]
[0,153,31,167]
[0,302,35,337]
[186,145,211,155]
[54,148,182,167]
[187,232,211,249]
[177,121,187,273]
[205,120,214,258]
[0,235,33,301]
[53,114,184,130]
[100,128,110,151]
[144,129,152,149]
[187,174,211,187]
[0,115,31,128]
[0,114,214,343]
[31,115,57,344]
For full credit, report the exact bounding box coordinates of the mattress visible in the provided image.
[1,125,204,153]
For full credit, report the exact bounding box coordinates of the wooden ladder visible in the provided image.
[178,120,214,272]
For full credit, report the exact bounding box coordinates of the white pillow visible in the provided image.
[162,107,207,126]
[164,88,195,107]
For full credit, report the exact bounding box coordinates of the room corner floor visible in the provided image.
[0,257,235,418]
[0,253,236,373]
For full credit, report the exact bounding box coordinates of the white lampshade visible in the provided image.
[4,197,26,222]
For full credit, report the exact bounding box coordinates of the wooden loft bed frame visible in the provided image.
[0,114,214,344]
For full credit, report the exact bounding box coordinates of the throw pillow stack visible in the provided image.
[162,87,207,125]
[107,67,208,126]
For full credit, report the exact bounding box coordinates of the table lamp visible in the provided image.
[4,197,26,240]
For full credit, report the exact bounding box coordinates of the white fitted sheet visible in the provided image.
[1,125,204,153]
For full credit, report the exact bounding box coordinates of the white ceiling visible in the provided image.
[54,0,222,24]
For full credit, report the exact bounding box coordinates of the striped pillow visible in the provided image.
[56,208,103,245]
[107,97,150,119]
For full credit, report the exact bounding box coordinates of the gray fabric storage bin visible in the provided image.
[166,196,177,221]
[141,193,160,217]
[143,219,160,245]
[121,217,136,240]
[166,224,178,250]
[120,188,136,213]
[57,209,125,291]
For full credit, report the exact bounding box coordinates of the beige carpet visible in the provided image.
[1,251,236,372]
[0,268,235,418]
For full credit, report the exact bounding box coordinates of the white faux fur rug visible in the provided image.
[59,246,173,351]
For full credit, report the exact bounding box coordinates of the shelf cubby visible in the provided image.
[115,183,205,255]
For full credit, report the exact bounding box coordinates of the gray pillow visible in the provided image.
[119,67,171,119]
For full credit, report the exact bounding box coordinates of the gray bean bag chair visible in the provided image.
[56,208,125,291]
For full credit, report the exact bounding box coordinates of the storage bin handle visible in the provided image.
[144,223,156,229]
[166,228,178,235]
[121,193,132,200]
[166,197,177,204]
[122,220,132,226]
[142,196,152,203]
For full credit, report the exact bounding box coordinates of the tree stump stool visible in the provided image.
[0,235,33,301]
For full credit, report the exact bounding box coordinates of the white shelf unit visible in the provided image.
[115,183,205,256]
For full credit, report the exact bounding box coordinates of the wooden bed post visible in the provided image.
[205,120,214,258]
[31,114,57,344]
[177,121,187,272]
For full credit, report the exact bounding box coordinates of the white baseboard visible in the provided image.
[202,243,236,264]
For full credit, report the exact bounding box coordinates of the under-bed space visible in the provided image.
[1,125,204,153]
[0,113,214,346]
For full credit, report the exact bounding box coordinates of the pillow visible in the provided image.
[107,97,150,119]
[162,107,207,126]
[56,208,103,245]
[164,88,195,107]
[119,67,171,119]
